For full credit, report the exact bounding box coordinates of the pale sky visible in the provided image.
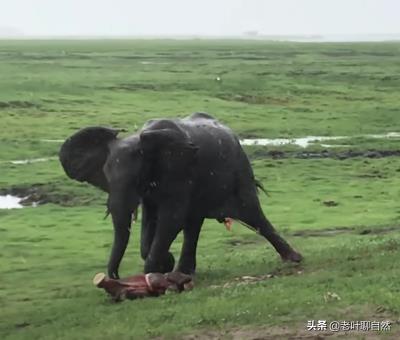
[1,0,399,36]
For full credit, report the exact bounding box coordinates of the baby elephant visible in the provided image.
[59,112,302,278]
[93,272,193,301]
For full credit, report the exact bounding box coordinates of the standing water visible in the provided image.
[0,195,23,209]
[240,132,400,148]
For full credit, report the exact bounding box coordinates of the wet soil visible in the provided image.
[291,225,399,238]
[0,184,98,207]
[250,149,400,160]
[216,93,291,105]
[0,100,39,109]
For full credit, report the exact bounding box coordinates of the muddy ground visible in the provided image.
[0,184,100,207]
[250,149,400,160]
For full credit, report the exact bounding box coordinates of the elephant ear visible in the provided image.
[59,127,120,192]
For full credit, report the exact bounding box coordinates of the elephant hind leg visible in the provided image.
[237,201,302,263]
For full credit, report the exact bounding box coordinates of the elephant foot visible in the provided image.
[144,252,175,273]
[175,263,196,275]
[281,250,303,263]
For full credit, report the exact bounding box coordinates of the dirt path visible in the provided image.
[178,324,399,339]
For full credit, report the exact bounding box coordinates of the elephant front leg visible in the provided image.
[108,208,133,279]
[144,202,186,273]
[176,217,204,274]
[107,189,137,279]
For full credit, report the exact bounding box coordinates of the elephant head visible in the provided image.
[59,123,198,278]
[59,126,121,192]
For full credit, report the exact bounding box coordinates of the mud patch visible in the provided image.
[323,200,339,207]
[225,238,259,247]
[14,322,30,329]
[217,93,290,105]
[0,184,98,207]
[107,83,157,91]
[0,186,52,207]
[292,225,399,238]
[210,266,303,290]
[248,149,400,160]
[0,100,39,109]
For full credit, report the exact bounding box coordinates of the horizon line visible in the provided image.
[1,33,400,43]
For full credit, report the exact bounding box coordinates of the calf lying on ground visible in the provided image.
[93,272,194,301]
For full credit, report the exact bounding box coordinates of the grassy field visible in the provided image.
[0,40,400,339]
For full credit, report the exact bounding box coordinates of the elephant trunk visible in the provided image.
[107,202,139,279]
[108,224,131,279]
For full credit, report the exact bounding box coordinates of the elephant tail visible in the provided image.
[255,179,269,196]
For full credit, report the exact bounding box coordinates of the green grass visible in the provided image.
[1,40,400,339]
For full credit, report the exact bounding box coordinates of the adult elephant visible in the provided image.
[59,112,302,279]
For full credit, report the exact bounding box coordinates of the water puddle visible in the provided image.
[1,132,398,168]
[368,132,400,138]
[0,194,40,209]
[0,195,23,209]
[4,157,57,165]
[320,144,351,148]
[241,136,344,147]
[0,184,74,208]
[40,139,64,143]
[240,132,400,148]
[140,61,169,65]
